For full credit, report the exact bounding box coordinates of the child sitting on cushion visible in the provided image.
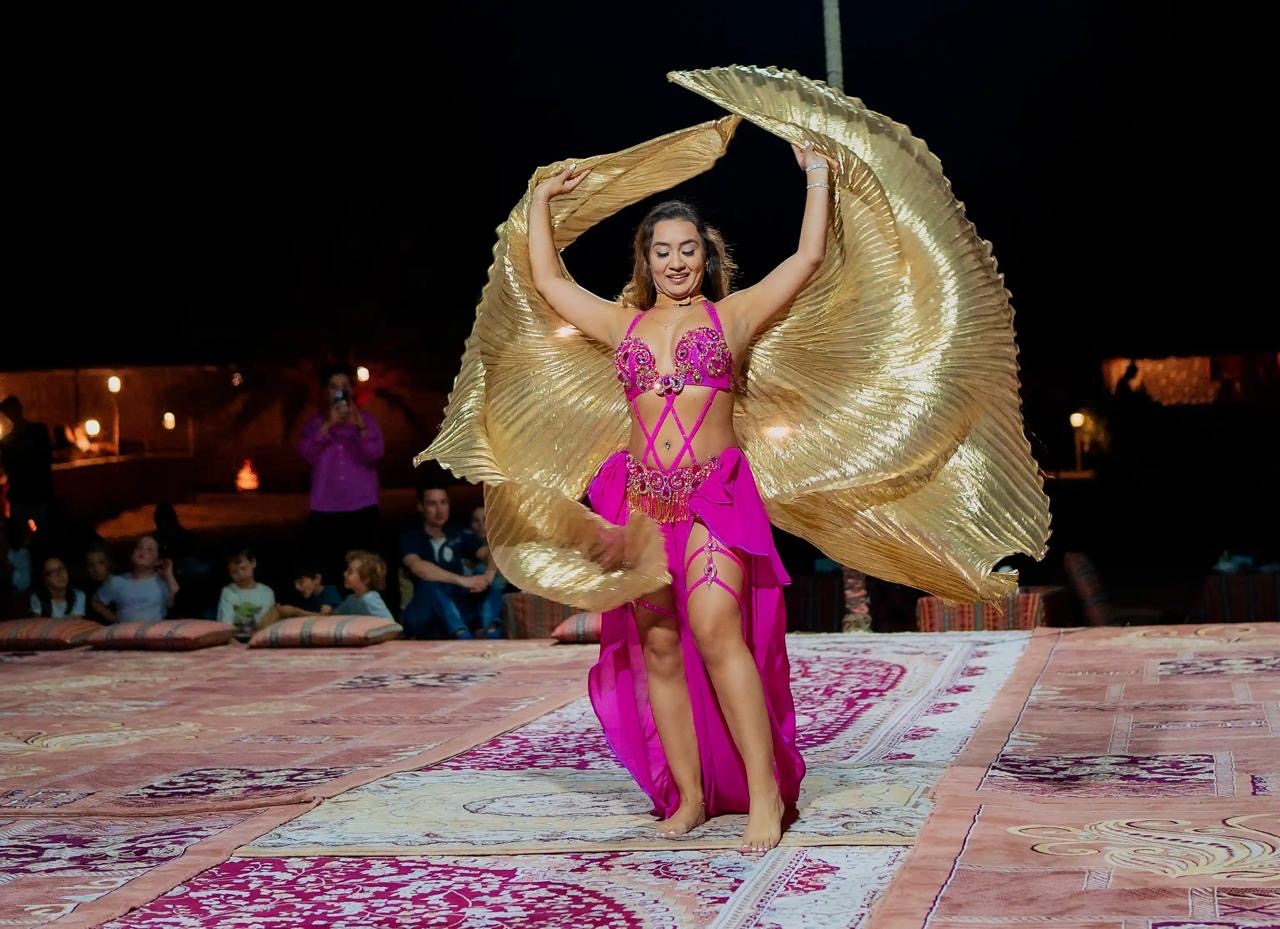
[216,548,277,639]
[29,555,88,618]
[92,535,179,623]
[335,550,394,620]
[277,562,344,618]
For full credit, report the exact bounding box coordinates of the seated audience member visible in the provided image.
[0,520,12,618]
[83,543,113,604]
[467,505,509,595]
[277,562,344,618]
[400,486,502,640]
[91,535,179,622]
[216,548,277,638]
[5,517,32,596]
[29,555,88,618]
[154,502,217,618]
[335,549,394,620]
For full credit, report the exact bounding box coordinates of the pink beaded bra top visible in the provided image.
[613,300,734,403]
[613,300,736,475]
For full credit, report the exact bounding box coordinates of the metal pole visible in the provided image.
[823,0,844,91]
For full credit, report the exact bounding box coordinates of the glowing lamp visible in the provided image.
[1069,412,1085,428]
[85,419,102,438]
[235,459,260,492]
[107,376,122,394]
[163,412,177,430]
[356,366,371,382]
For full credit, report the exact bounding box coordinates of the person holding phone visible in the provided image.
[299,365,385,583]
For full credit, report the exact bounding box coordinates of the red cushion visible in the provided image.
[0,618,102,651]
[87,620,235,651]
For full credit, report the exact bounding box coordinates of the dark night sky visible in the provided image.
[8,2,1270,391]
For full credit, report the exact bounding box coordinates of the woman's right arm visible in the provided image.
[528,167,627,347]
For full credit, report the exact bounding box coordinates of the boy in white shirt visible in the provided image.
[217,549,276,639]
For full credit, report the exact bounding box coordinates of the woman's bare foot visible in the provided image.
[740,790,786,854]
[656,796,706,837]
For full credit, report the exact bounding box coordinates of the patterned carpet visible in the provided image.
[7,626,1272,928]
[868,624,1280,929]
[0,641,596,929]
[98,849,910,929]
[240,634,1026,856]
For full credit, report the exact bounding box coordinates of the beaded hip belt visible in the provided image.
[624,453,720,524]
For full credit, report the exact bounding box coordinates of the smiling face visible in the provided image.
[648,219,706,303]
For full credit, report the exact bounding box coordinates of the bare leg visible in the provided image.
[635,588,706,837]
[684,523,785,855]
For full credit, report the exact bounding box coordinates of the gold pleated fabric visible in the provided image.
[416,117,742,610]
[418,65,1051,608]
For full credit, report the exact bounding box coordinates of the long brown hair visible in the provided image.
[618,200,736,309]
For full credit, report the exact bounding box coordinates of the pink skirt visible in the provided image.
[586,447,806,819]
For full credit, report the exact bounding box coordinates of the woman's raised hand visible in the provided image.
[533,163,590,204]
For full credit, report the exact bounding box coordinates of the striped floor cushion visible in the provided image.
[0,618,103,651]
[1201,572,1280,622]
[916,589,1037,632]
[551,612,602,644]
[87,620,235,650]
[248,615,403,648]
[502,592,577,639]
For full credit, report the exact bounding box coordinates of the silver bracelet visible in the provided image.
[806,182,830,190]
[805,163,829,172]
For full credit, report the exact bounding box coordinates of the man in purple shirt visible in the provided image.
[299,366,385,582]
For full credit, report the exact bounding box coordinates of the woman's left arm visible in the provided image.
[721,142,834,341]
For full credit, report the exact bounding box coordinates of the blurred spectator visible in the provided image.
[5,517,32,596]
[216,548,277,639]
[154,503,217,618]
[0,396,54,529]
[83,543,113,605]
[468,504,509,596]
[400,486,502,640]
[298,365,385,582]
[29,556,87,618]
[0,519,14,618]
[335,549,394,620]
[91,535,178,622]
